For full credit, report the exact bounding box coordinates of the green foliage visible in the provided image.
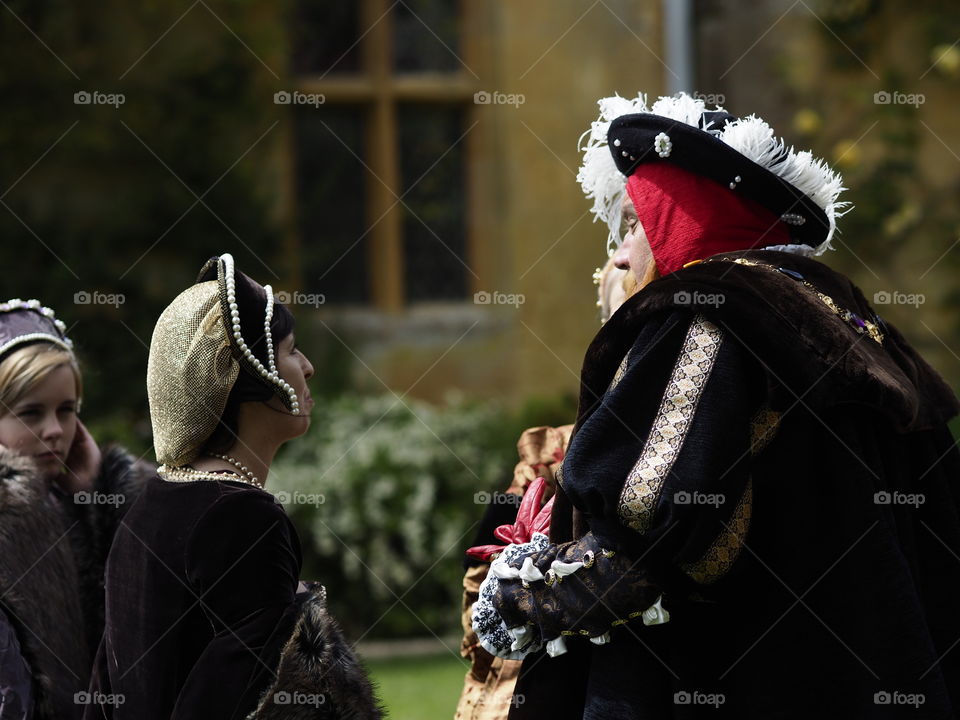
[272,392,574,639]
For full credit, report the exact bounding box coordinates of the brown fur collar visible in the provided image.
[0,444,152,719]
[0,447,90,719]
[580,249,959,434]
[248,585,383,719]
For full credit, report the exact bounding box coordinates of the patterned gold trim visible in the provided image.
[750,407,782,454]
[607,349,633,393]
[678,407,778,584]
[681,478,753,584]
[618,315,724,533]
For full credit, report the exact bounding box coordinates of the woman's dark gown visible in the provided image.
[84,476,303,719]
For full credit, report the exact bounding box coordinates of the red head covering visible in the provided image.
[625,163,791,276]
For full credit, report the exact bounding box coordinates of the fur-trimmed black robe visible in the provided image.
[0,445,152,720]
[509,249,960,719]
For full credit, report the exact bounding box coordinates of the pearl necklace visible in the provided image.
[207,453,262,488]
[158,454,265,490]
[158,465,264,490]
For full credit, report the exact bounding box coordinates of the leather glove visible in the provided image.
[474,532,669,659]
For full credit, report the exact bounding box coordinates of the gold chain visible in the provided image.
[709,257,884,344]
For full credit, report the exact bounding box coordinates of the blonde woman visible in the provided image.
[0,299,150,720]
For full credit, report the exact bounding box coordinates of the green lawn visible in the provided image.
[365,652,468,720]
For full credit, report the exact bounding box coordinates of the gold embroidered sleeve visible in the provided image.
[617,314,725,534]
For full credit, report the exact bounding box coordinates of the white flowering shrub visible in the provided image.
[272,393,515,638]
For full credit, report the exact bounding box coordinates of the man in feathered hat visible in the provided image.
[473,93,960,718]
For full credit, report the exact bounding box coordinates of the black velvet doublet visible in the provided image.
[512,249,960,719]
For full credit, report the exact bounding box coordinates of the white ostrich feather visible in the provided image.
[577,92,652,257]
[718,115,849,253]
[577,92,848,257]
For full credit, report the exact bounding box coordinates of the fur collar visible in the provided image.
[580,249,959,434]
[0,447,90,719]
[248,585,383,719]
[0,444,152,719]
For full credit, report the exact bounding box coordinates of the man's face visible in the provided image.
[612,191,654,274]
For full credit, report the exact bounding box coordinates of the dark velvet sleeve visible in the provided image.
[0,605,32,720]
[563,313,770,589]
[481,313,774,660]
[175,488,302,720]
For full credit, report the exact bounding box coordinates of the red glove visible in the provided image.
[467,477,554,562]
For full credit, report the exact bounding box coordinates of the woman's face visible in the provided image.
[612,192,654,274]
[0,363,78,477]
[267,332,315,436]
